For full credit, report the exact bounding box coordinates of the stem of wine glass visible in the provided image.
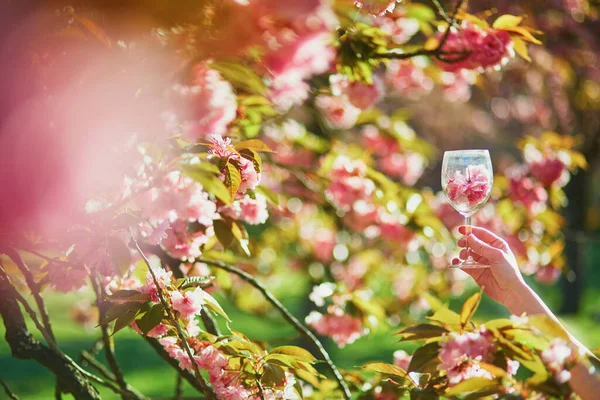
[464,215,473,262]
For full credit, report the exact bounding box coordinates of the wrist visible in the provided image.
[503,280,532,316]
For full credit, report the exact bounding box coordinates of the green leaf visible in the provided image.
[444,378,499,396]
[492,14,524,30]
[239,148,262,173]
[174,276,214,290]
[107,290,150,303]
[261,364,286,387]
[136,303,165,335]
[210,61,266,94]
[351,294,386,321]
[408,342,440,373]
[460,292,482,329]
[113,312,138,335]
[255,185,280,206]
[225,162,242,200]
[234,139,274,153]
[214,219,234,249]
[101,302,144,325]
[427,307,461,327]
[106,236,131,276]
[203,291,230,321]
[396,324,448,342]
[269,346,317,363]
[405,4,435,21]
[361,362,408,379]
[184,168,231,205]
[527,315,570,341]
[511,35,531,62]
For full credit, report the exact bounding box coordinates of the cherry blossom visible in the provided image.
[170,287,207,319]
[393,350,412,370]
[306,310,364,347]
[326,156,375,211]
[445,164,491,208]
[530,157,566,186]
[541,339,574,384]
[46,264,88,293]
[378,151,426,185]
[439,328,495,385]
[164,64,237,139]
[375,12,420,45]
[508,174,548,214]
[315,95,361,130]
[439,24,514,72]
[386,59,434,99]
[362,125,400,157]
[354,0,400,16]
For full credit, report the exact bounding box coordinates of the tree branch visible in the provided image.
[196,258,352,400]
[144,337,206,393]
[0,266,101,400]
[2,246,57,347]
[0,378,20,400]
[90,274,132,399]
[130,233,216,400]
[377,0,469,62]
[138,244,221,336]
[199,308,221,336]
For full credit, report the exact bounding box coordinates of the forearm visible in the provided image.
[504,283,591,356]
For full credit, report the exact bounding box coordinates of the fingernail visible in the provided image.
[458,226,465,234]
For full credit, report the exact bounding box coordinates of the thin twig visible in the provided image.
[145,337,206,394]
[174,374,183,400]
[200,307,221,336]
[90,274,130,398]
[197,258,352,400]
[81,351,118,383]
[430,0,455,25]
[0,378,20,400]
[130,232,216,400]
[2,246,57,347]
[377,0,469,62]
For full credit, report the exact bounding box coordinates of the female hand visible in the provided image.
[452,226,527,312]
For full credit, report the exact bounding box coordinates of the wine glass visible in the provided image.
[441,150,493,269]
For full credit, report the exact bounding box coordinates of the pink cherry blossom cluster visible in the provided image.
[385,59,434,99]
[373,7,420,45]
[137,171,218,259]
[439,23,514,72]
[315,95,362,130]
[393,349,412,370]
[263,120,317,167]
[506,168,548,214]
[362,125,426,185]
[305,283,368,347]
[354,0,400,16]
[541,338,576,384]
[160,333,296,399]
[163,62,237,140]
[445,164,491,208]
[326,156,376,211]
[46,233,134,292]
[523,144,570,188]
[261,1,338,110]
[306,310,365,347]
[438,327,495,385]
[330,74,385,111]
[209,135,262,197]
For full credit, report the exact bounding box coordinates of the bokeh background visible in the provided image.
[1,0,600,398]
